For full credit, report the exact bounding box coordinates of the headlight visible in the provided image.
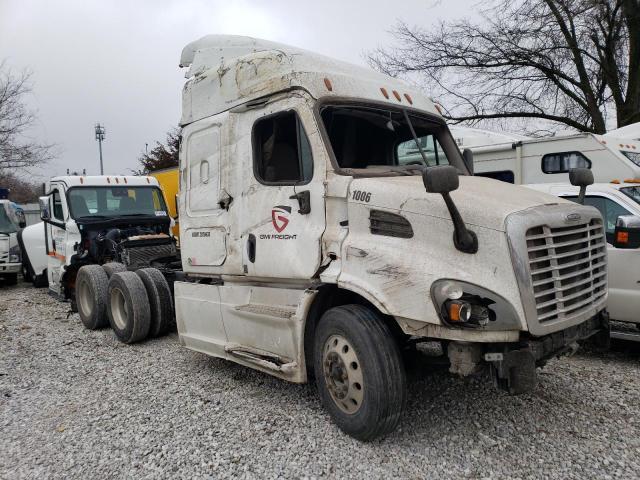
[9,245,21,263]
[431,279,520,331]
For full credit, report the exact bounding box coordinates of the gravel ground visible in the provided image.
[2,280,640,479]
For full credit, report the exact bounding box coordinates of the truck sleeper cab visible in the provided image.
[168,36,610,441]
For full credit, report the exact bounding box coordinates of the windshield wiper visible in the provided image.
[402,109,430,166]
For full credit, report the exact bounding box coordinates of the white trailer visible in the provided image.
[452,126,640,184]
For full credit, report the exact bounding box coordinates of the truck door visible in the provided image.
[44,185,68,294]
[562,192,640,323]
[239,98,326,279]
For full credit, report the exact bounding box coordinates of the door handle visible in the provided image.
[247,234,256,263]
[289,190,311,215]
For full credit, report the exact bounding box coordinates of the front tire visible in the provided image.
[107,272,151,344]
[314,304,407,441]
[3,273,18,286]
[76,265,109,329]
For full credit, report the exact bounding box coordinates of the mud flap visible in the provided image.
[491,348,537,395]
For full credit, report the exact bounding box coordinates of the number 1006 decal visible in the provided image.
[352,190,371,202]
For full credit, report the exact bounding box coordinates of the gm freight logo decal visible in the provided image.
[260,205,298,240]
[271,205,291,233]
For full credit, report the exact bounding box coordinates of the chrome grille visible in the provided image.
[525,218,607,324]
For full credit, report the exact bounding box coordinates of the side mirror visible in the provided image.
[613,215,640,249]
[462,148,474,175]
[422,165,459,194]
[422,165,477,254]
[39,196,50,221]
[569,168,594,204]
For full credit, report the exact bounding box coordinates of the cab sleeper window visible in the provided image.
[542,151,591,174]
[253,111,313,185]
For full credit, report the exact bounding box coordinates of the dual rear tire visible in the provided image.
[75,264,173,343]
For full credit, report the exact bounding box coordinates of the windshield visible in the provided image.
[67,186,168,219]
[620,186,640,205]
[320,104,467,176]
[0,205,17,234]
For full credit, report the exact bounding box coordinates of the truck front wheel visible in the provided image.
[76,265,109,330]
[313,304,407,441]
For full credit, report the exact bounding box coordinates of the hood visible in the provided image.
[349,175,567,232]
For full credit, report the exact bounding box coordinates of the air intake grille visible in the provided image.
[525,219,607,324]
[369,210,413,238]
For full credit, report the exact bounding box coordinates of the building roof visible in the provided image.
[179,35,438,126]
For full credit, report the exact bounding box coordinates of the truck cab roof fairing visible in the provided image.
[179,34,439,126]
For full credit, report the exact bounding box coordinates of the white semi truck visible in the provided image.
[30,36,617,440]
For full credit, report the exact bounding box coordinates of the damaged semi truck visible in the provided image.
[45,36,610,440]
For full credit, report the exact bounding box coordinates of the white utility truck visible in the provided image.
[450,126,640,184]
[41,36,612,441]
[0,190,26,285]
[527,180,640,338]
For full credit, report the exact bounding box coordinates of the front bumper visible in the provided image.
[488,310,609,394]
[0,262,21,274]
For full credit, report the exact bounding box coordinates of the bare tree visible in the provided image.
[0,61,54,172]
[369,0,640,134]
[134,129,180,175]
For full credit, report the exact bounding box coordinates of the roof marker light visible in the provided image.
[107,177,111,184]
[380,87,389,99]
[323,78,333,92]
[623,178,640,184]
[124,177,128,184]
[115,177,119,184]
[434,103,443,115]
[404,93,413,105]
[392,90,401,101]
[146,177,150,184]
[80,177,84,184]
[611,179,620,184]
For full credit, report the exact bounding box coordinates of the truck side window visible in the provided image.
[51,189,64,221]
[253,111,313,185]
[542,152,591,174]
[565,195,632,243]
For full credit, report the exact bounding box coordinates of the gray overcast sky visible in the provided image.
[0,0,469,178]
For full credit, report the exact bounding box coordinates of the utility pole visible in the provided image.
[94,123,106,174]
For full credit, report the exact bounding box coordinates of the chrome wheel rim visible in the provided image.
[110,288,128,330]
[322,334,364,414]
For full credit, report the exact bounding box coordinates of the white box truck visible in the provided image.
[32,36,617,440]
